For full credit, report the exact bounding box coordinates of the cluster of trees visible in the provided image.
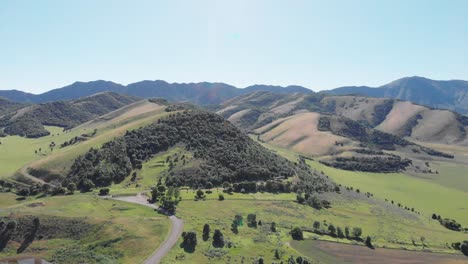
[182,225,226,253]
[451,241,468,256]
[151,184,181,214]
[296,192,331,210]
[432,214,464,232]
[320,155,412,173]
[66,110,330,192]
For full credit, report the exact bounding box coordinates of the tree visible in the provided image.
[271,222,277,232]
[99,188,110,196]
[328,224,336,237]
[196,189,205,199]
[81,179,95,192]
[41,183,51,194]
[345,226,350,238]
[247,214,257,228]
[313,221,321,230]
[161,199,176,214]
[67,183,76,194]
[202,224,210,241]
[352,227,362,239]
[213,229,224,248]
[337,227,344,238]
[218,194,225,201]
[205,182,213,190]
[181,231,197,252]
[222,181,231,191]
[296,193,305,204]
[274,249,281,259]
[258,257,264,264]
[291,227,303,240]
[365,236,374,249]
[461,241,468,256]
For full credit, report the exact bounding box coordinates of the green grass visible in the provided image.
[308,160,468,227]
[163,190,468,263]
[0,194,171,264]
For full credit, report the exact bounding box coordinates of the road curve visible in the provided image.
[111,193,184,264]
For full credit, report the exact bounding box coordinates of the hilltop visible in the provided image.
[323,76,468,114]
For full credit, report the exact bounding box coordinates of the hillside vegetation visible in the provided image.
[66,110,333,191]
[0,92,140,138]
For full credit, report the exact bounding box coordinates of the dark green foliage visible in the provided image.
[0,220,16,251]
[271,222,277,232]
[258,257,264,264]
[67,111,324,190]
[291,227,303,240]
[247,214,257,228]
[328,224,336,236]
[372,100,394,126]
[337,226,344,238]
[345,226,350,238]
[212,229,224,248]
[439,218,462,231]
[218,194,225,201]
[352,227,362,239]
[313,221,321,230]
[67,183,76,194]
[274,249,280,259]
[181,231,197,252]
[17,217,40,253]
[365,236,375,249]
[461,241,468,256]
[320,155,412,173]
[98,188,110,196]
[1,92,138,138]
[202,224,210,241]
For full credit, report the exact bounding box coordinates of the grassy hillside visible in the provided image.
[0,193,170,264]
[0,92,140,138]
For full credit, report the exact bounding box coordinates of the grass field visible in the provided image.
[162,188,468,263]
[308,160,468,227]
[0,194,170,264]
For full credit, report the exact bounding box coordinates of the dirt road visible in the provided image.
[112,193,184,264]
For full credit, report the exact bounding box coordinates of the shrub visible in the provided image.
[291,227,303,240]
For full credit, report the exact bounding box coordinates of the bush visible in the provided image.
[212,229,224,248]
[291,227,303,240]
[181,231,197,252]
[99,188,110,196]
[352,227,362,239]
[218,194,225,201]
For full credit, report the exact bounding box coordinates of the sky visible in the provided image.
[0,0,467,94]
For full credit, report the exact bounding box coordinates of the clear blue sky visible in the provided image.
[1,0,467,93]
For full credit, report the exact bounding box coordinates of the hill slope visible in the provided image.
[0,97,26,116]
[65,110,332,191]
[324,76,468,114]
[0,92,140,138]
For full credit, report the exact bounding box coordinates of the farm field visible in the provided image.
[290,239,468,264]
[0,194,170,264]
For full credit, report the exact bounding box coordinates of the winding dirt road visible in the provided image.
[111,193,184,264]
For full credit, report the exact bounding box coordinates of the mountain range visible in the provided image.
[0,80,313,105]
[2,76,468,114]
[323,76,468,114]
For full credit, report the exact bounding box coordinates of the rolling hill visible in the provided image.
[323,76,468,114]
[0,97,26,116]
[0,80,313,105]
[0,92,140,138]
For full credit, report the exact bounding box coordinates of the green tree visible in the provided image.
[202,224,210,241]
[291,227,303,240]
[274,249,280,259]
[313,221,321,230]
[218,193,225,201]
[352,227,362,239]
[213,229,224,248]
[271,222,277,232]
[365,236,374,249]
[337,226,344,238]
[328,224,336,236]
[345,226,350,238]
[181,231,197,252]
[67,183,76,194]
[247,214,257,228]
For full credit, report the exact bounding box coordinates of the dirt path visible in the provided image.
[111,193,184,264]
[18,164,49,185]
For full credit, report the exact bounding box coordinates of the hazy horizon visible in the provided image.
[1,0,467,93]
